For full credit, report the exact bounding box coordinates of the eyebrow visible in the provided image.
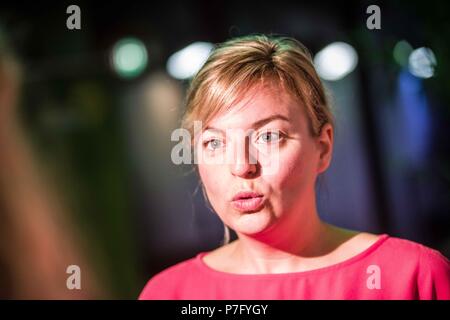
[204,114,290,133]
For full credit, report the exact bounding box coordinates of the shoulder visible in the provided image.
[375,234,449,266]
[381,235,448,262]
[349,232,450,278]
[378,235,450,299]
[412,240,450,299]
[138,256,199,300]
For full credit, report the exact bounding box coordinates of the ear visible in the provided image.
[316,123,334,174]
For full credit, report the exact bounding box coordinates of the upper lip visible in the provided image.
[232,191,263,201]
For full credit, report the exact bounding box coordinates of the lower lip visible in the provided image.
[231,196,265,213]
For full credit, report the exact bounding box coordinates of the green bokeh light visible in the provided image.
[393,40,413,68]
[112,38,148,79]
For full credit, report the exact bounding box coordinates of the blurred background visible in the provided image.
[0,0,449,299]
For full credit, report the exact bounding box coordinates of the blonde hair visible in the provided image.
[181,34,334,245]
[181,34,333,142]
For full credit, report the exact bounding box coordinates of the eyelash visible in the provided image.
[203,138,224,150]
[256,131,283,144]
[203,131,285,150]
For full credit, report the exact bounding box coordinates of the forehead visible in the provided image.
[205,85,305,130]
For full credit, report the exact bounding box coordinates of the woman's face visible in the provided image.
[196,85,333,238]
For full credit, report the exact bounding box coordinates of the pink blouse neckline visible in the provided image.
[195,233,390,278]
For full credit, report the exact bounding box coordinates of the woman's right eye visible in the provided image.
[204,138,224,151]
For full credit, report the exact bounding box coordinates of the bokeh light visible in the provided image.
[314,42,358,81]
[166,42,213,80]
[111,37,148,79]
[393,40,413,67]
[408,47,437,79]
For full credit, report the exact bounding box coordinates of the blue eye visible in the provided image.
[257,131,281,143]
[204,138,224,150]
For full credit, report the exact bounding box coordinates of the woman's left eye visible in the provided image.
[256,131,281,143]
[204,139,221,150]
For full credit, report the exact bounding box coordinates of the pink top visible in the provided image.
[139,234,450,300]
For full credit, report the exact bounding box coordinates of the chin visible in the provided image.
[232,210,274,236]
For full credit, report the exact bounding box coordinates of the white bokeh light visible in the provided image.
[167,42,213,80]
[314,42,359,81]
[408,47,437,79]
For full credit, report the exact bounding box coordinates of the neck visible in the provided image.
[232,201,336,274]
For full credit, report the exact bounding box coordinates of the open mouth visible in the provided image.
[231,193,265,213]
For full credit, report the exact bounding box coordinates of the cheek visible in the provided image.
[264,142,317,192]
[198,164,226,207]
[198,164,214,191]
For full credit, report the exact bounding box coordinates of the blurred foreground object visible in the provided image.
[0,38,104,299]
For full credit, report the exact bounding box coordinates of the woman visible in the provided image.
[139,35,450,299]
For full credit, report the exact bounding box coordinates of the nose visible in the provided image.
[229,136,258,177]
